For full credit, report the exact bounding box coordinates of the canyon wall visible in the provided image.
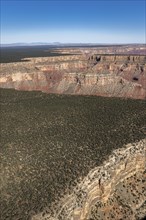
[0,54,146,99]
[32,139,146,220]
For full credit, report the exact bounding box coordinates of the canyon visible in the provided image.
[0,47,146,220]
[0,53,146,99]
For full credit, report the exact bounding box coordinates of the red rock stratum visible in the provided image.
[0,54,146,99]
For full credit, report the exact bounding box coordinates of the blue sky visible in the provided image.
[1,0,146,44]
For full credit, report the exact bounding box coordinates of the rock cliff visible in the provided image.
[0,54,146,99]
[32,139,146,220]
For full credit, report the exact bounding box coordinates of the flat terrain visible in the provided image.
[1,44,145,63]
[0,46,72,63]
[0,88,146,220]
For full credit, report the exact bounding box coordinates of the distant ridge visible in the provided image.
[1,42,145,47]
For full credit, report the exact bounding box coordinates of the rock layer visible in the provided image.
[32,139,146,220]
[0,55,146,99]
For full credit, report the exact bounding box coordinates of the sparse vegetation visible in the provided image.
[0,88,146,219]
[0,46,73,63]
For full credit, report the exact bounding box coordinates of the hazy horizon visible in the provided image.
[1,42,146,47]
[1,0,145,44]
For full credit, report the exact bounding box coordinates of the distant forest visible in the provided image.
[0,45,72,63]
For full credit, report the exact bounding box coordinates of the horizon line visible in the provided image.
[1,42,145,46]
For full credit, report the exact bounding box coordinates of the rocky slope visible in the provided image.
[32,139,146,220]
[0,54,146,99]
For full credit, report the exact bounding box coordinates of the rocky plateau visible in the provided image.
[0,54,146,99]
[0,47,146,220]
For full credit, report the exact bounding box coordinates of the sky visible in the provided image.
[1,0,146,44]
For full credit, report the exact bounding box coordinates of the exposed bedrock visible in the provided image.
[32,139,146,220]
[0,55,146,99]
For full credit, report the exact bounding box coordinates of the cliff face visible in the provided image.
[0,55,146,99]
[32,139,146,220]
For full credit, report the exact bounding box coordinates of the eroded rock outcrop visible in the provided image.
[0,55,146,99]
[32,139,146,220]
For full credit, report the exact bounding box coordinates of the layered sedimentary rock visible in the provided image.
[0,54,146,99]
[1,52,146,220]
[49,45,146,55]
[32,139,146,220]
